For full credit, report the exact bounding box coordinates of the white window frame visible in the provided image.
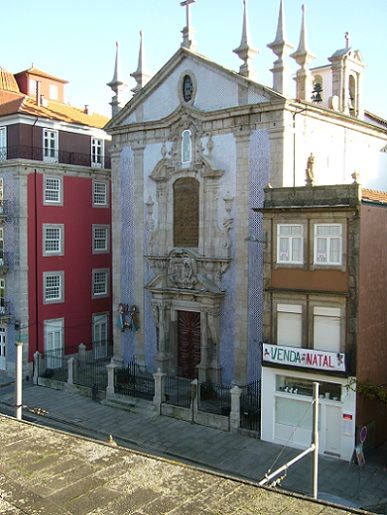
[43,271,64,304]
[44,176,63,205]
[0,127,6,161]
[313,306,342,353]
[92,313,109,359]
[43,129,59,163]
[92,180,108,207]
[0,227,4,266]
[44,318,64,369]
[91,138,104,168]
[92,225,109,254]
[314,223,342,266]
[277,303,303,348]
[43,224,64,256]
[92,269,109,298]
[277,224,303,264]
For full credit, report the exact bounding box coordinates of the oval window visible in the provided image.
[182,75,194,102]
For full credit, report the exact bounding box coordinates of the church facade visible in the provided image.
[105,1,387,389]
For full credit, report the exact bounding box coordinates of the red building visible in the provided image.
[0,66,112,376]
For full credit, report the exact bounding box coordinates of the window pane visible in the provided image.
[277,311,302,347]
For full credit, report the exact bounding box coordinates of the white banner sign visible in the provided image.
[263,343,346,372]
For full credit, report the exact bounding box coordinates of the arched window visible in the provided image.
[311,75,323,103]
[348,75,356,114]
[173,177,199,247]
[181,129,192,165]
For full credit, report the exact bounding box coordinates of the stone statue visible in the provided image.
[305,153,315,186]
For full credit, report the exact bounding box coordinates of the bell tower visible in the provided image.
[328,33,365,118]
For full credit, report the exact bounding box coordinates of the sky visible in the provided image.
[2,0,387,120]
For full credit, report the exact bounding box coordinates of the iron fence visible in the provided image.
[114,360,154,401]
[73,358,108,390]
[38,350,68,382]
[240,379,261,433]
[164,375,192,408]
[198,382,232,416]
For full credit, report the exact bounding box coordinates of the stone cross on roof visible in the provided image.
[180,0,196,49]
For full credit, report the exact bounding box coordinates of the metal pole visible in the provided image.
[311,381,319,499]
[15,341,23,420]
[258,445,315,486]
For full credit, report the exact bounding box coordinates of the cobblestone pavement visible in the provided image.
[0,379,386,513]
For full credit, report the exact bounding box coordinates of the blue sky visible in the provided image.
[2,0,387,119]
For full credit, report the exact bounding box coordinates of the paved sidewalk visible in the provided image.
[0,381,386,513]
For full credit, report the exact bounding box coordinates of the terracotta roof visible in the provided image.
[362,188,387,204]
[14,66,68,84]
[0,90,108,128]
[0,67,20,93]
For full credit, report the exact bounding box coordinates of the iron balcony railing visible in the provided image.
[0,145,111,169]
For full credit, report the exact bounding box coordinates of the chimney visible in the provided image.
[84,104,89,115]
[35,81,41,106]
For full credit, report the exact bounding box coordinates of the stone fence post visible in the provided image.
[67,357,74,386]
[78,343,86,362]
[33,351,41,385]
[230,385,241,432]
[153,368,166,413]
[191,379,198,422]
[106,363,116,398]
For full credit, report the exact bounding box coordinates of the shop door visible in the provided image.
[177,311,201,379]
[325,405,341,456]
[0,324,6,370]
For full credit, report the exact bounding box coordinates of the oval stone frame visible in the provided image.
[178,71,197,104]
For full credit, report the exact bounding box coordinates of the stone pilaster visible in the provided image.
[233,129,251,384]
[133,143,146,365]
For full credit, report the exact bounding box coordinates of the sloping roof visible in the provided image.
[0,67,20,93]
[362,188,387,205]
[14,66,68,84]
[0,90,108,128]
[0,414,366,515]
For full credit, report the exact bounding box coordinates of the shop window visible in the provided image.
[277,304,302,347]
[173,177,199,247]
[313,306,341,352]
[276,375,341,401]
[314,224,342,265]
[277,224,303,264]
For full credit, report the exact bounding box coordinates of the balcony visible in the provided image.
[0,146,111,169]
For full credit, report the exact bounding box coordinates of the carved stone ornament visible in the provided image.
[167,249,198,289]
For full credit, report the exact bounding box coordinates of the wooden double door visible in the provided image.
[177,310,201,379]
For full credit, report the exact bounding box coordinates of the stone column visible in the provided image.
[230,385,241,432]
[153,368,166,412]
[78,343,86,362]
[106,363,116,398]
[67,357,74,386]
[33,351,41,385]
[110,147,124,361]
[198,310,208,382]
[233,130,251,385]
[154,301,172,373]
[132,142,146,365]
